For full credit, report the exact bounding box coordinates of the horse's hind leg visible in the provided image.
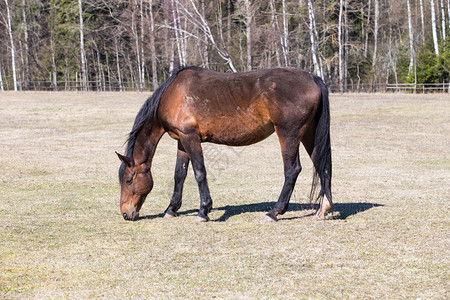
[302,129,333,220]
[266,131,302,222]
[164,141,190,218]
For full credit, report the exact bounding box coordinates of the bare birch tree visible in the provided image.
[147,0,158,90]
[78,0,87,90]
[177,0,237,72]
[440,0,446,41]
[200,0,209,68]
[4,0,17,91]
[131,1,143,89]
[235,0,255,70]
[430,0,440,56]
[114,36,123,91]
[448,0,450,24]
[140,0,146,90]
[406,0,415,75]
[344,0,348,89]
[372,0,379,68]
[307,0,322,78]
[226,0,232,47]
[172,0,187,66]
[269,0,281,66]
[364,0,371,58]
[21,0,29,89]
[244,0,252,71]
[338,0,344,93]
[419,0,425,44]
[0,67,4,91]
[281,0,289,66]
[50,33,57,88]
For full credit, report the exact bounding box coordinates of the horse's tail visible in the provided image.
[309,75,332,206]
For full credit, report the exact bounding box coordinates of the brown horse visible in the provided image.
[116,66,332,222]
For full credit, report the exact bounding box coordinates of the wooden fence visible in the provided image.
[329,82,450,93]
[385,83,450,93]
[17,80,152,92]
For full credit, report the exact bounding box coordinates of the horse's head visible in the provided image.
[116,152,153,221]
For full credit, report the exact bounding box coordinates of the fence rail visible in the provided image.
[14,80,153,92]
[329,82,450,93]
[385,83,450,93]
[1,80,449,93]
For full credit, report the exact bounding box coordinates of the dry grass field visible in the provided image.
[0,91,448,299]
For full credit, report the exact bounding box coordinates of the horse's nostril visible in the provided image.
[123,212,128,220]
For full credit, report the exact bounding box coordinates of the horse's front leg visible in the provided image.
[179,135,212,222]
[164,141,190,218]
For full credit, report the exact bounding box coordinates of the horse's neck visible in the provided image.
[133,122,165,166]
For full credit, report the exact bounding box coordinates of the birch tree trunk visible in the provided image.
[0,67,3,91]
[430,0,440,56]
[387,30,396,85]
[227,0,232,48]
[281,0,289,66]
[307,0,321,78]
[140,0,146,90]
[407,0,415,75]
[148,0,158,90]
[172,0,186,66]
[245,0,252,71]
[269,0,281,66]
[50,33,57,89]
[78,0,87,90]
[168,27,175,73]
[372,0,379,69]
[338,0,344,93]
[115,37,123,91]
[344,0,348,90]
[440,0,446,41]
[95,43,104,91]
[419,0,425,44]
[131,1,142,89]
[448,0,450,25]
[22,0,30,89]
[184,0,237,72]
[5,0,17,91]
[201,0,209,68]
[105,52,111,91]
[364,0,371,58]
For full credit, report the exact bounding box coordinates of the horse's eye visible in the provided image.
[126,178,133,185]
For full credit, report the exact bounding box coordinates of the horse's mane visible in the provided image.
[119,66,193,182]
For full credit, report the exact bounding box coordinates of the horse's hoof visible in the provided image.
[195,215,209,222]
[164,212,176,218]
[314,195,332,221]
[313,212,328,221]
[263,213,278,223]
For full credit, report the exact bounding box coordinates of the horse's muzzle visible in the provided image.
[122,211,139,221]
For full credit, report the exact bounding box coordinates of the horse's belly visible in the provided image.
[199,119,275,146]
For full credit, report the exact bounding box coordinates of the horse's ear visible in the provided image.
[116,152,135,167]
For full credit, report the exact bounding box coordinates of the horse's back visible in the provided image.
[158,67,322,146]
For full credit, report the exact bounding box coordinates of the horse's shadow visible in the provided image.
[138,202,383,222]
[213,202,383,222]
